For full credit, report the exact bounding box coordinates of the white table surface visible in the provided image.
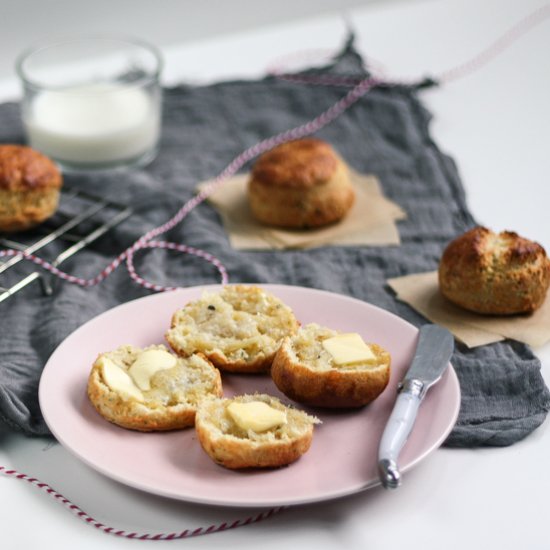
[1,0,549,548]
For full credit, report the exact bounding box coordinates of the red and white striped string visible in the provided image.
[0,466,284,540]
[2,4,549,541]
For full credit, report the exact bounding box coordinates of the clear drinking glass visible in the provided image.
[16,36,163,172]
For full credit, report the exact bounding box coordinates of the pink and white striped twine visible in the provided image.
[0,465,285,540]
[1,4,549,540]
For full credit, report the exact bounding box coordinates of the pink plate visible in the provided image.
[39,284,460,508]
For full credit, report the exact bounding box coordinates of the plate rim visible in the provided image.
[39,283,461,507]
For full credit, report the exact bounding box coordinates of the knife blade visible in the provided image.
[377,324,454,489]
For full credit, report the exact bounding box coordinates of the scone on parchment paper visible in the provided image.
[438,226,550,315]
[195,393,320,469]
[87,344,222,431]
[0,144,63,232]
[247,138,355,229]
[166,285,299,374]
[271,323,391,408]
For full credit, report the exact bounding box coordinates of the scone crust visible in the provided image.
[248,138,355,228]
[195,394,319,469]
[166,285,299,374]
[87,345,222,432]
[438,226,550,315]
[271,325,391,408]
[0,144,62,232]
[251,138,338,189]
[0,144,62,191]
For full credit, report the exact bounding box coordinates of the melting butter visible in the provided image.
[100,357,144,401]
[128,349,177,391]
[322,333,375,365]
[227,401,287,432]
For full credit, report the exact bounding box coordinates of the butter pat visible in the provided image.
[322,333,376,365]
[101,357,144,401]
[128,349,177,391]
[227,401,287,432]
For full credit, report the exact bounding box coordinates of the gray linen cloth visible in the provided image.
[0,39,548,446]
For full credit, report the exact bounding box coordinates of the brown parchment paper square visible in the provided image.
[197,170,405,250]
[388,271,550,348]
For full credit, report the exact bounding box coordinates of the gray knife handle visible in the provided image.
[378,381,423,489]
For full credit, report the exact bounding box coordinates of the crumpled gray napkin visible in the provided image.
[0,36,548,446]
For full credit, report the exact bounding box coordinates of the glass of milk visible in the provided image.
[16,36,163,172]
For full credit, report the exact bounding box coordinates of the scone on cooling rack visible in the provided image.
[247,138,355,229]
[0,144,63,232]
[195,394,320,469]
[271,323,391,408]
[438,226,550,315]
[87,344,222,431]
[165,285,299,374]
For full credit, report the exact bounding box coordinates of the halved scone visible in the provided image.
[87,344,222,431]
[271,323,391,408]
[165,285,299,373]
[195,394,320,469]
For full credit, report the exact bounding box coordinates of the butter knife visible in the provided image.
[378,324,454,489]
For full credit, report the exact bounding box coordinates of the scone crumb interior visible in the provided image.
[195,393,320,469]
[87,343,222,431]
[97,344,219,408]
[271,323,391,408]
[287,323,379,371]
[198,394,320,443]
[166,285,299,372]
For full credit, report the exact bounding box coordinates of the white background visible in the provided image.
[1,0,549,548]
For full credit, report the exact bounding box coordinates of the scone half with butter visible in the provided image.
[195,394,320,469]
[87,344,222,431]
[166,285,299,374]
[271,323,391,408]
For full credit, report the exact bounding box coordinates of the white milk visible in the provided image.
[24,83,160,167]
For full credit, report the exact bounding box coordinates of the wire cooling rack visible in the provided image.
[0,187,132,304]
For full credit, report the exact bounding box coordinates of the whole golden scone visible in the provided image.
[87,344,222,431]
[438,226,550,315]
[165,285,299,374]
[0,144,62,232]
[247,138,355,228]
[195,394,320,469]
[271,323,391,408]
